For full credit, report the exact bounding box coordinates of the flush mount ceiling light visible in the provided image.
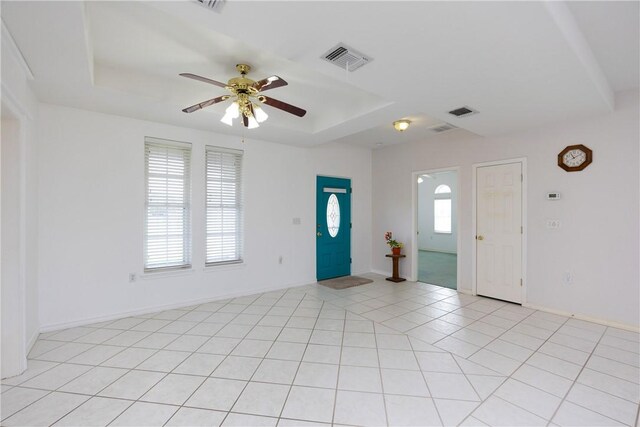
[180,64,306,129]
[393,119,411,132]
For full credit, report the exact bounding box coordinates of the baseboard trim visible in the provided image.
[39,279,316,333]
[26,328,39,355]
[419,249,458,255]
[371,269,391,278]
[522,303,639,333]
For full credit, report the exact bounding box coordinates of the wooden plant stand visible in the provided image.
[385,254,406,283]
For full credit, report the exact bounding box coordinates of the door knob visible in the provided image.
[317,232,322,237]
[477,235,484,241]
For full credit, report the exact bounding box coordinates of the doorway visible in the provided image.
[316,176,351,281]
[474,160,525,304]
[415,169,458,289]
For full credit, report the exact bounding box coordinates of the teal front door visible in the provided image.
[316,176,351,281]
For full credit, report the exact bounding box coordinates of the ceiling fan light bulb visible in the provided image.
[247,115,260,129]
[226,101,240,119]
[393,120,411,132]
[220,111,234,126]
[253,105,268,123]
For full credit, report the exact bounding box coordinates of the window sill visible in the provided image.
[434,231,453,235]
[204,262,246,273]
[140,268,194,280]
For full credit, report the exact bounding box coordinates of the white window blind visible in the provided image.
[206,146,243,265]
[144,138,192,271]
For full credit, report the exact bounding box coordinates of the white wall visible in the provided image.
[1,22,40,377]
[372,90,639,328]
[37,104,372,330]
[417,171,458,253]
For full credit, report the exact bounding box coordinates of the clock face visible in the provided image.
[558,144,592,172]
[562,149,587,168]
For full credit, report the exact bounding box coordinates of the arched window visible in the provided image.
[434,185,452,233]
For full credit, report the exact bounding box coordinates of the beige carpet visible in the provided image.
[318,276,374,290]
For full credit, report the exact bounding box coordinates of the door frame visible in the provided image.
[411,167,461,286]
[1,84,30,378]
[471,157,528,304]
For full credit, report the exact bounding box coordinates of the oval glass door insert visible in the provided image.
[326,194,340,238]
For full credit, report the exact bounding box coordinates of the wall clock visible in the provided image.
[558,144,592,172]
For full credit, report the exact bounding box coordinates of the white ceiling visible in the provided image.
[2,1,638,149]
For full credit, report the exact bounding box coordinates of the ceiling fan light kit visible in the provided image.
[180,63,306,129]
[393,119,411,132]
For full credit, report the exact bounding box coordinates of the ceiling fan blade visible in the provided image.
[179,73,227,88]
[261,96,306,117]
[253,75,288,92]
[182,96,228,113]
[243,113,249,128]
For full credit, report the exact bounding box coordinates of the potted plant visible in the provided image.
[384,231,404,255]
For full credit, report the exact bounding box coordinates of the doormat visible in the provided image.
[318,276,374,290]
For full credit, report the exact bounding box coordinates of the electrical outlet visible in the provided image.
[278,256,283,265]
[292,217,301,225]
[129,273,136,282]
[563,271,572,284]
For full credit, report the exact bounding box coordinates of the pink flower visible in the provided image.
[384,231,392,241]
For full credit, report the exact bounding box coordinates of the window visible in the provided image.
[434,184,452,233]
[144,138,192,271]
[206,146,243,265]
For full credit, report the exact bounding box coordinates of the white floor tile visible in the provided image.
[267,342,307,361]
[110,401,178,426]
[165,407,227,426]
[185,377,247,411]
[338,365,382,392]
[173,353,225,376]
[552,401,625,426]
[423,372,480,401]
[334,390,387,426]
[54,396,132,426]
[1,360,58,386]
[566,383,638,425]
[472,395,547,426]
[494,378,562,420]
[140,373,205,405]
[415,351,461,373]
[212,355,261,380]
[197,337,241,355]
[385,395,441,426]
[469,349,522,376]
[222,413,278,426]
[101,347,156,368]
[577,368,640,403]
[586,355,640,384]
[232,382,290,417]
[20,363,92,390]
[466,375,506,400]
[164,334,209,352]
[380,369,430,397]
[434,398,479,426]
[1,387,49,420]
[378,349,420,370]
[3,391,89,427]
[136,350,190,372]
[98,370,165,400]
[281,386,335,423]
[295,362,339,389]
[511,364,573,398]
[231,339,273,358]
[253,359,299,384]
[59,366,127,395]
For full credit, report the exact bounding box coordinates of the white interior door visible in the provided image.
[476,162,522,303]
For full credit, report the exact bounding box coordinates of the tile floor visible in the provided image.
[2,274,639,426]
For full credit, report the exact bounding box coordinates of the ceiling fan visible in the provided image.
[180,64,306,129]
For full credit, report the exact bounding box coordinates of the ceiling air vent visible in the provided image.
[448,106,477,117]
[429,123,458,133]
[194,0,225,12]
[321,43,372,72]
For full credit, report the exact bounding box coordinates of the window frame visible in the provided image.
[143,137,192,272]
[205,145,244,267]
[433,185,452,234]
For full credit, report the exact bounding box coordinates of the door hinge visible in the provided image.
[350,222,352,229]
[521,174,523,182]
[521,226,523,234]
[520,278,523,287]
[350,258,352,264]
[349,188,352,194]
